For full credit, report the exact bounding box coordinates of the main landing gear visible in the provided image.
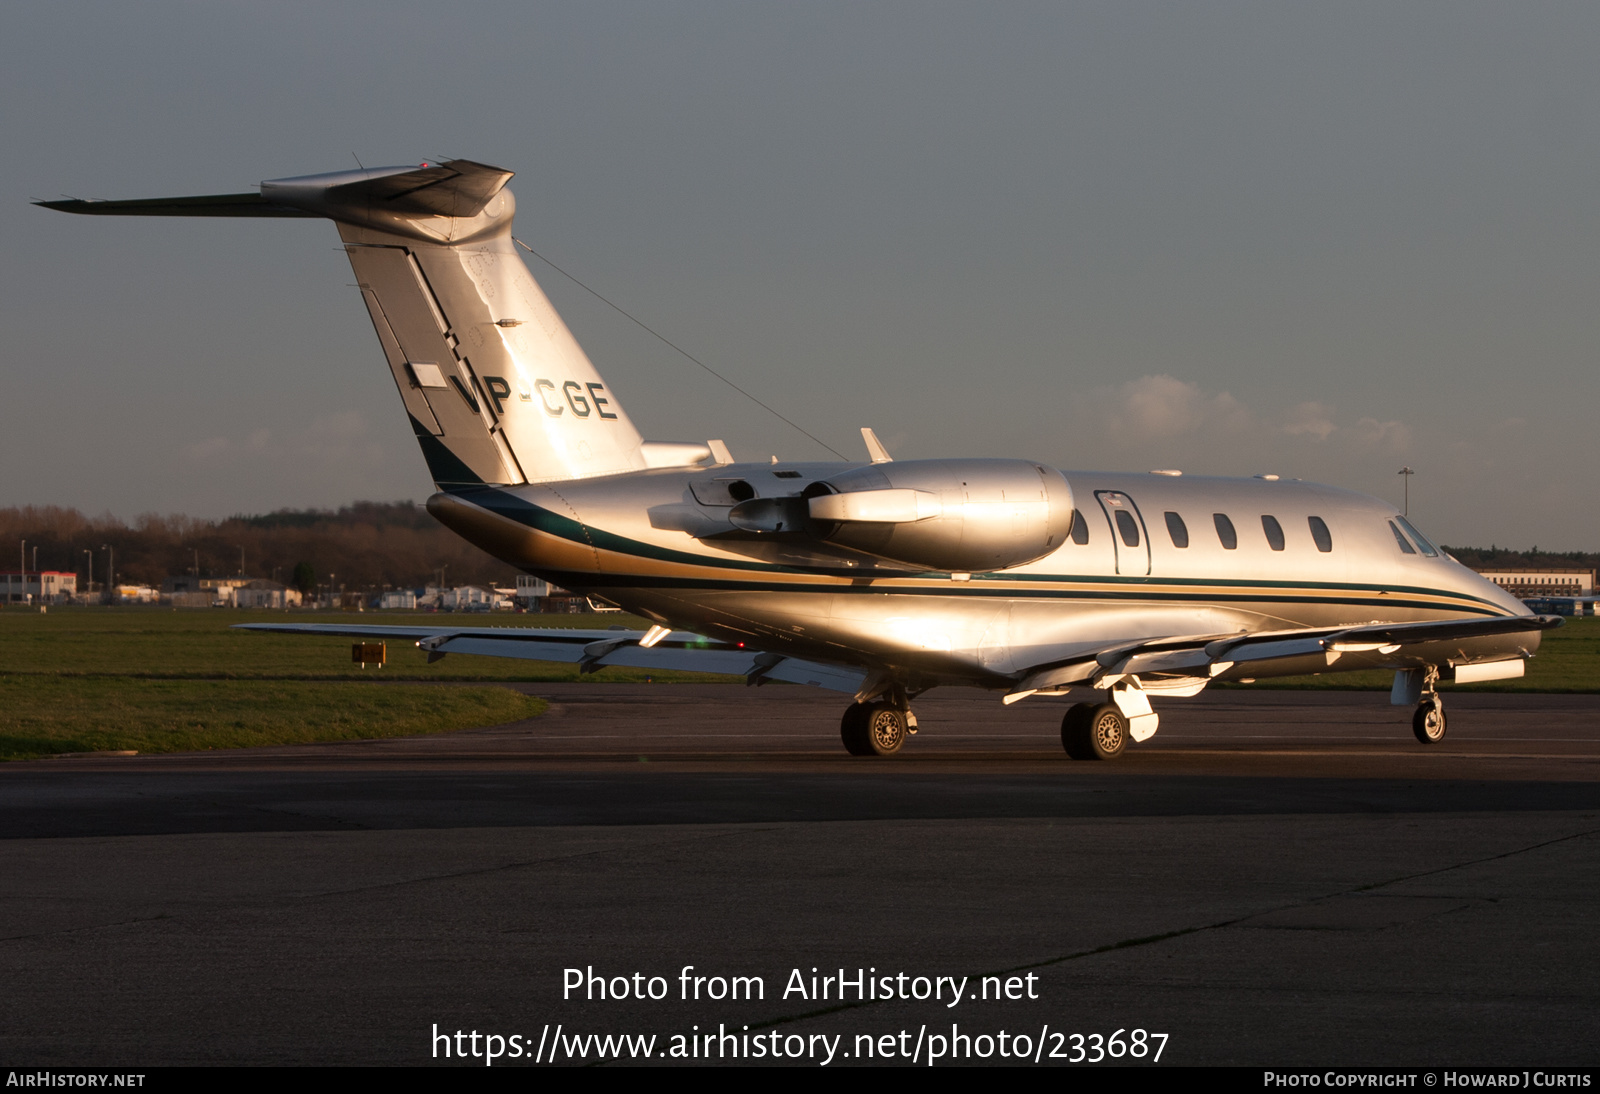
[840,701,914,756]
[1059,683,1158,761]
[1061,702,1128,761]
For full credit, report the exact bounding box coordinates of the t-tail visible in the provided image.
[39,160,718,487]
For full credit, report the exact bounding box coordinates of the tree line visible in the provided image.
[4,499,1593,595]
[1438,545,1600,572]
[1,502,519,592]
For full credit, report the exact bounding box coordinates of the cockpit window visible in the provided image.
[1114,510,1141,547]
[1213,513,1238,550]
[1308,516,1333,553]
[1261,515,1285,551]
[1389,521,1417,554]
[1164,511,1189,548]
[1070,508,1090,545]
[1397,516,1438,557]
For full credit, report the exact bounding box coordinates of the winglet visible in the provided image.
[861,427,892,463]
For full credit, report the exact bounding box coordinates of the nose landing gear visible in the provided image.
[1413,694,1447,743]
[1399,665,1448,744]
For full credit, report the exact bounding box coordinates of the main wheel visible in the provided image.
[1060,702,1096,759]
[1062,702,1128,761]
[1412,697,1446,743]
[862,703,909,756]
[840,703,873,755]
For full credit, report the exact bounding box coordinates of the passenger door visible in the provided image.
[1096,491,1151,576]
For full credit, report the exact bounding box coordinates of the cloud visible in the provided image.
[1101,374,1251,438]
[179,414,384,472]
[1281,401,1336,442]
[1349,417,1412,454]
[1083,375,1411,454]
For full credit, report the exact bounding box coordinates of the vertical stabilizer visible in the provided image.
[40,160,652,487]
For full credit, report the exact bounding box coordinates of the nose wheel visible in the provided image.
[1412,695,1447,743]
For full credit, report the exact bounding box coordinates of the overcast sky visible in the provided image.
[4,2,1598,548]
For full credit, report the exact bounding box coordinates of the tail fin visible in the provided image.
[41,160,655,487]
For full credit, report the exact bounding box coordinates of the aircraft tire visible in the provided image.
[1412,697,1447,743]
[1060,703,1097,759]
[862,703,909,756]
[840,703,874,755]
[1063,702,1127,761]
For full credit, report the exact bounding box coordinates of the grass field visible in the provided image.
[0,675,544,762]
[0,605,733,682]
[0,605,674,760]
[1,606,1593,760]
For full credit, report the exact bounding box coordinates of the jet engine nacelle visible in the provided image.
[803,459,1075,572]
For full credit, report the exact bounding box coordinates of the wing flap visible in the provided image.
[1009,614,1560,701]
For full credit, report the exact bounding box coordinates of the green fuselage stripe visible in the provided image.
[460,490,1508,619]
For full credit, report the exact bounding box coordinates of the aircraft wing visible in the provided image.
[233,622,866,693]
[1007,613,1563,701]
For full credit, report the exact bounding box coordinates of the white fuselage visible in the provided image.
[430,464,1532,691]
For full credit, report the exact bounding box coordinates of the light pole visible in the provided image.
[19,540,25,606]
[82,549,92,601]
[101,544,113,605]
[1398,467,1415,517]
[237,545,245,577]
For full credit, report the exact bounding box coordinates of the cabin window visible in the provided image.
[1261,515,1285,551]
[1070,508,1090,545]
[1308,516,1333,552]
[1389,521,1417,554]
[1397,516,1438,557]
[1164,511,1189,548]
[1213,513,1238,550]
[1114,510,1141,548]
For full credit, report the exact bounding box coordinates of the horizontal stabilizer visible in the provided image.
[318,160,513,218]
[35,192,315,217]
[36,159,514,223]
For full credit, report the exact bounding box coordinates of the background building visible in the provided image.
[1472,568,1594,598]
[161,575,251,607]
[1471,567,1598,616]
[234,579,301,609]
[1,570,77,604]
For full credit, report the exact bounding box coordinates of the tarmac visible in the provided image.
[2,684,1598,1066]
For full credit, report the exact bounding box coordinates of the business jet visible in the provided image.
[40,159,1557,759]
